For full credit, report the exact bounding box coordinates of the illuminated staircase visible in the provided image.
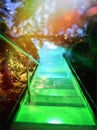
[10,46,96,130]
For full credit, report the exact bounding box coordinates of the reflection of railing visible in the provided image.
[27,64,38,104]
[0,33,39,65]
[27,66,31,104]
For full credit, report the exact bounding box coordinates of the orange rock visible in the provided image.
[0,73,3,83]
[0,87,7,98]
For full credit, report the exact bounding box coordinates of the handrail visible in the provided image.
[0,33,39,65]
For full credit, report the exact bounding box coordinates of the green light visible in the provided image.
[48,119,63,124]
[12,46,96,126]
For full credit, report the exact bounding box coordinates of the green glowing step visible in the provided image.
[14,105,95,125]
[25,94,85,107]
[29,89,79,96]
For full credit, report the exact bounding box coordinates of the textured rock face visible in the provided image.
[0,38,39,97]
[0,11,39,105]
[0,24,39,128]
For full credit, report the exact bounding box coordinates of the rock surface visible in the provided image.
[0,35,39,129]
